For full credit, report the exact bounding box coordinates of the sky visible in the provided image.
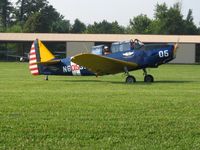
[12,0,200,27]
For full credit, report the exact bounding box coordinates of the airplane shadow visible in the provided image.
[58,79,195,85]
[55,79,124,84]
[113,80,194,85]
[153,80,194,84]
[62,79,108,83]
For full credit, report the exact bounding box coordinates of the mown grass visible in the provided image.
[0,62,200,149]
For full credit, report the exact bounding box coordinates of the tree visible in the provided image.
[127,2,199,35]
[23,4,70,33]
[52,19,71,33]
[128,14,152,34]
[23,12,42,32]
[71,19,86,33]
[111,21,125,34]
[86,20,124,34]
[165,4,184,34]
[17,0,71,33]
[183,9,198,34]
[16,0,48,23]
[1,1,199,35]
[151,2,185,34]
[0,0,13,30]
[154,3,168,20]
[153,3,168,34]
[6,23,22,32]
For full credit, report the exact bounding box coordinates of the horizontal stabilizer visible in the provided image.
[29,39,60,75]
[36,59,61,65]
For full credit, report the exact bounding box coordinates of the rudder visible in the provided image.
[29,40,39,75]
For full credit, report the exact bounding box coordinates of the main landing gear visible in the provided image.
[124,67,154,83]
[126,75,136,83]
[124,67,136,84]
[143,68,154,83]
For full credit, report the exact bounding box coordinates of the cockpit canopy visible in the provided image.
[111,41,130,53]
[91,39,145,55]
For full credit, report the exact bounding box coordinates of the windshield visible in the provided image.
[111,39,144,53]
[130,39,144,50]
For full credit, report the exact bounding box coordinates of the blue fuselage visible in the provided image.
[40,44,175,76]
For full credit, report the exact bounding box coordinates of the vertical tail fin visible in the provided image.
[29,39,56,75]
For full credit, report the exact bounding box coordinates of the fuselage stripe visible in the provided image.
[30,52,36,55]
[29,65,38,69]
[30,49,35,53]
[29,58,37,61]
[30,67,38,71]
[29,59,37,64]
[29,55,36,59]
[29,42,39,75]
[31,70,39,74]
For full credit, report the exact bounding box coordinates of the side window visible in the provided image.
[123,42,131,51]
[119,44,123,51]
[91,47,103,55]
[111,42,131,53]
[111,45,118,53]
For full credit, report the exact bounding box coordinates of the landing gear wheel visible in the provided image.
[144,75,154,83]
[45,75,48,81]
[126,75,136,84]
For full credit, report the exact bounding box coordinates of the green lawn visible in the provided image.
[0,62,200,149]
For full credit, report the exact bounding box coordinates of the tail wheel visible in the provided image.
[144,75,154,83]
[126,75,136,84]
[45,75,48,81]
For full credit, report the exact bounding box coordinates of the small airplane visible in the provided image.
[7,53,29,62]
[29,39,178,83]
[0,50,29,62]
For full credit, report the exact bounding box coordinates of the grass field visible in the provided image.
[1,62,200,149]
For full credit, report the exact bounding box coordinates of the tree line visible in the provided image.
[0,0,199,35]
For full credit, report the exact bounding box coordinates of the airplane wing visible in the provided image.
[71,54,138,75]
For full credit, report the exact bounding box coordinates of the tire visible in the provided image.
[144,75,154,83]
[126,75,136,84]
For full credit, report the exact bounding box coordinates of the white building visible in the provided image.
[0,33,200,63]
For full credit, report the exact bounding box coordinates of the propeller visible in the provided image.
[173,38,180,58]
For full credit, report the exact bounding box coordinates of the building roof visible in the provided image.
[0,33,200,43]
